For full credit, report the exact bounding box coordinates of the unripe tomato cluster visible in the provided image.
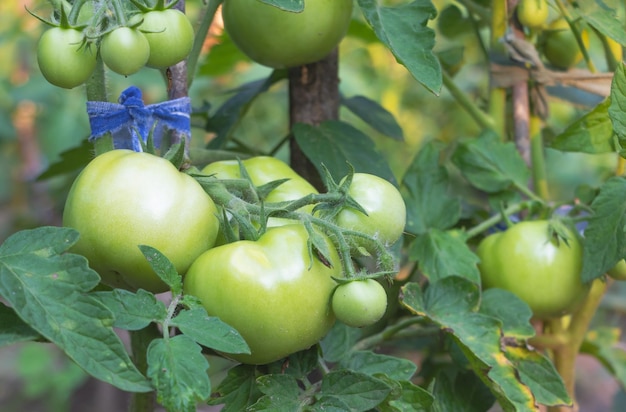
[63,151,406,364]
[36,8,194,88]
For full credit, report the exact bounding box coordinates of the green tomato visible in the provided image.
[516,0,549,30]
[332,279,388,328]
[542,18,589,69]
[101,27,150,76]
[222,0,353,68]
[37,27,97,89]
[183,224,341,364]
[608,260,626,281]
[202,156,318,226]
[63,150,219,293]
[139,9,194,68]
[335,173,406,253]
[477,220,589,319]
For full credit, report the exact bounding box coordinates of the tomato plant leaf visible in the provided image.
[383,379,434,411]
[209,364,263,411]
[431,371,495,412]
[92,288,167,331]
[36,138,91,180]
[337,350,417,381]
[452,132,530,193]
[341,95,404,141]
[320,322,362,363]
[504,346,572,407]
[581,176,626,282]
[248,374,303,411]
[0,302,41,347]
[206,70,287,149]
[138,244,182,295]
[402,141,461,235]
[170,307,250,355]
[356,0,441,95]
[478,289,535,340]
[267,346,319,378]
[581,327,626,390]
[409,229,481,284]
[317,370,392,411]
[293,120,397,184]
[147,335,211,412]
[549,99,615,154]
[401,278,569,410]
[609,63,626,148]
[0,227,152,392]
[257,0,304,12]
[576,1,626,46]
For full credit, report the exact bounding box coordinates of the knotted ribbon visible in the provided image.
[86,86,191,151]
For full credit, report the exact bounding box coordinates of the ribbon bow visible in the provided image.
[86,86,191,151]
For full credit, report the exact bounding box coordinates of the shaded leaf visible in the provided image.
[209,364,262,411]
[479,289,535,340]
[342,95,404,140]
[609,64,626,147]
[0,302,40,347]
[318,370,392,411]
[383,379,434,411]
[550,99,615,154]
[36,138,91,180]
[577,2,626,46]
[357,0,441,94]
[258,0,304,12]
[431,371,495,412]
[338,350,417,381]
[581,327,626,390]
[147,335,211,412]
[320,322,362,363]
[249,374,302,411]
[0,227,151,392]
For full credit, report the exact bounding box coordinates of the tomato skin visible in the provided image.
[63,150,219,293]
[332,279,388,328]
[516,0,549,29]
[101,27,150,75]
[542,19,589,69]
[139,9,194,68]
[183,224,341,364]
[335,173,406,253]
[608,260,626,281]
[222,0,353,68]
[477,220,589,319]
[37,27,97,89]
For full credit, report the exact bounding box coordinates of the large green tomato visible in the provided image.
[183,224,341,364]
[335,173,406,253]
[222,0,353,68]
[477,220,589,319]
[202,156,317,226]
[37,27,97,89]
[63,150,219,293]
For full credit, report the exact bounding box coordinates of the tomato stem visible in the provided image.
[464,200,533,239]
[441,69,495,132]
[85,56,115,155]
[129,324,161,412]
[110,0,128,26]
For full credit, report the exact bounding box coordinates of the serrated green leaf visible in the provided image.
[0,302,40,346]
[292,120,397,185]
[550,99,615,154]
[357,0,441,94]
[581,176,626,282]
[505,346,571,407]
[147,335,211,412]
[341,95,404,140]
[577,2,626,46]
[138,245,182,295]
[0,227,152,392]
[318,370,392,411]
[452,132,530,193]
[320,322,362,363]
[431,371,495,412]
[581,327,626,390]
[209,364,262,411]
[478,289,535,340]
[383,380,434,412]
[401,141,461,235]
[258,0,304,12]
[409,229,481,284]
[609,64,626,145]
[309,396,352,411]
[207,71,287,149]
[170,307,250,354]
[249,374,303,411]
[338,351,417,381]
[400,278,540,411]
[266,346,319,378]
[92,288,167,331]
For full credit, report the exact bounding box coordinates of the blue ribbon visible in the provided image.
[86,86,191,151]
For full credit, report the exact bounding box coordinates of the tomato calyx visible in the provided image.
[129,0,183,13]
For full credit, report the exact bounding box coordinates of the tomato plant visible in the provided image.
[477,220,589,319]
[139,8,194,68]
[516,0,549,30]
[335,173,406,253]
[100,27,150,75]
[332,279,388,328]
[222,0,353,68]
[63,150,220,293]
[37,27,97,89]
[183,224,341,365]
[541,18,589,69]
